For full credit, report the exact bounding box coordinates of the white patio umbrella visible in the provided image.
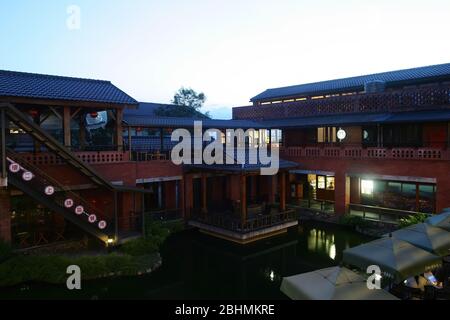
[343,237,442,283]
[387,223,450,257]
[280,266,399,300]
[426,211,450,232]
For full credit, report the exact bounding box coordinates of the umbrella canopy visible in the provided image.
[426,211,450,232]
[387,223,450,257]
[343,237,441,283]
[280,266,399,300]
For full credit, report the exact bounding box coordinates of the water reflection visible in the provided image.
[307,229,339,260]
[0,221,373,300]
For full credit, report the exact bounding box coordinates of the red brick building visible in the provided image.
[233,63,450,223]
[0,70,295,247]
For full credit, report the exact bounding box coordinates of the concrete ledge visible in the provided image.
[188,220,298,244]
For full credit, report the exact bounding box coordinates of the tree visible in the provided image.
[154,87,210,118]
[172,87,206,110]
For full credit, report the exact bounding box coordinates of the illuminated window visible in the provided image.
[317,127,337,143]
[361,180,374,196]
[317,176,326,190]
[326,177,335,190]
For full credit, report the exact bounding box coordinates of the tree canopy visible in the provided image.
[153,87,210,119]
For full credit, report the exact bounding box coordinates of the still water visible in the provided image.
[0,221,373,300]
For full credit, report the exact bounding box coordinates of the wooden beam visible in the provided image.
[79,112,86,151]
[63,106,71,148]
[115,109,123,151]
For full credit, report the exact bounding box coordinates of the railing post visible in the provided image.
[0,109,6,186]
[114,190,119,241]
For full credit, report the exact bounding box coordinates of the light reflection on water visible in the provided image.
[307,228,341,261]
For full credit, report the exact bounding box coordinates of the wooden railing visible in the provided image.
[281,146,450,161]
[190,209,297,233]
[233,85,450,120]
[349,203,432,224]
[16,151,130,166]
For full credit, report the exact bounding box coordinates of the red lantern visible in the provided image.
[89,111,98,118]
[136,127,142,132]
[28,109,39,118]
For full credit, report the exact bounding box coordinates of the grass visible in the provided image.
[0,220,179,287]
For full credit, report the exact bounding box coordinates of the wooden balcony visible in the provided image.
[233,85,450,120]
[281,146,450,161]
[189,208,298,244]
[19,150,130,166]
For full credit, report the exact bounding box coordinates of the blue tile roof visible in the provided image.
[123,114,266,129]
[123,102,265,129]
[251,63,450,102]
[0,70,138,105]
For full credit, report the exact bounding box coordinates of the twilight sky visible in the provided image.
[1,0,450,118]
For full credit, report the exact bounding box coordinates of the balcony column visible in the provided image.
[63,106,71,148]
[79,112,86,151]
[33,111,42,153]
[1,109,6,187]
[334,172,350,215]
[279,171,286,211]
[240,174,247,226]
[201,173,207,216]
[0,188,11,243]
[160,128,164,152]
[115,108,124,152]
[183,174,193,219]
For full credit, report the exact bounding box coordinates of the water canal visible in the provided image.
[0,221,373,299]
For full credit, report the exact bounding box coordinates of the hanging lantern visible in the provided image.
[88,214,97,223]
[64,199,74,208]
[22,171,33,181]
[9,163,20,173]
[136,127,142,132]
[75,205,84,215]
[89,111,98,118]
[98,220,107,230]
[28,109,39,118]
[44,186,55,196]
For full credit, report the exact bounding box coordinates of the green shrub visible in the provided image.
[120,238,159,256]
[0,241,12,263]
[339,215,370,228]
[0,253,154,287]
[399,213,428,228]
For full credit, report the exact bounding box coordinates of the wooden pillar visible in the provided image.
[201,174,207,216]
[79,112,86,151]
[240,174,247,226]
[63,106,71,148]
[183,174,193,219]
[33,111,42,153]
[1,109,6,187]
[0,188,11,243]
[279,171,286,211]
[334,172,350,215]
[160,128,164,151]
[115,108,124,151]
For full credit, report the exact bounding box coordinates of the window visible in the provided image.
[361,180,374,196]
[317,176,326,190]
[317,127,337,143]
[326,176,335,190]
